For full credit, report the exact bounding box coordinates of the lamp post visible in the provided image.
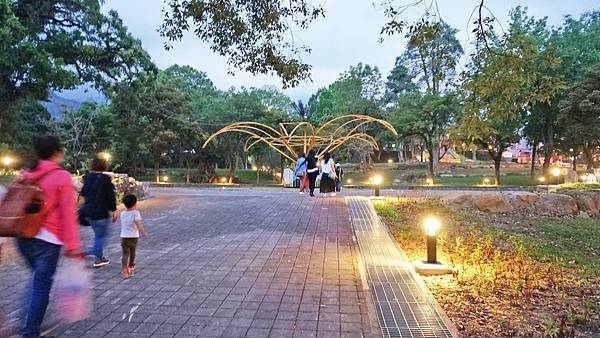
[373,175,382,197]
[424,216,441,264]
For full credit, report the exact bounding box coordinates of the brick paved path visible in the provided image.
[0,188,379,337]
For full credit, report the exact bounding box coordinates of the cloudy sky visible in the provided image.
[89,0,598,102]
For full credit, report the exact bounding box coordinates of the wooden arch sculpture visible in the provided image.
[202,114,398,162]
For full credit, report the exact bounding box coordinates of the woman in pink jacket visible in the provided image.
[17,135,81,338]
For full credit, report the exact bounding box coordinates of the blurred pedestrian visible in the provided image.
[319,152,337,196]
[335,163,343,192]
[306,149,319,197]
[17,135,82,338]
[294,153,308,194]
[80,156,116,268]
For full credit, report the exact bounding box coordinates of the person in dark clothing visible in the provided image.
[306,149,319,197]
[81,156,116,268]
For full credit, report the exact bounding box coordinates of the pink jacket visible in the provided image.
[22,160,81,251]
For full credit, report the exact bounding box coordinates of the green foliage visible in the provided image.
[0,0,154,115]
[558,65,600,166]
[159,0,324,88]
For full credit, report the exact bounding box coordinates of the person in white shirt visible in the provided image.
[319,152,337,196]
[114,194,148,278]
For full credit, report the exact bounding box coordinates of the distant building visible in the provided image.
[505,138,534,163]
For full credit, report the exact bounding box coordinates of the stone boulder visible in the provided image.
[561,190,600,216]
[441,193,474,209]
[504,192,539,210]
[473,192,513,213]
[533,194,579,216]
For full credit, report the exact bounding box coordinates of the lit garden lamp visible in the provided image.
[2,156,14,168]
[373,175,382,197]
[162,175,169,183]
[347,179,352,184]
[552,167,561,184]
[425,177,434,186]
[414,216,453,276]
[425,217,441,263]
[387,159,393,164]
[221,177,227,184]
[483,178,490,186]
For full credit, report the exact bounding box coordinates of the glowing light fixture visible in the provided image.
[425,177,433,186]
[483,178,490,185]
[347,179,352,184]
[2,156,13,166]
[162,175,169,182]
[424,216,441,263]
[387,159,393,164]
[552,167,561,177]
[538,176,546,183]
[373,175,382,196]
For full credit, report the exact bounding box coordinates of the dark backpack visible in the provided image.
[0,169,58,237]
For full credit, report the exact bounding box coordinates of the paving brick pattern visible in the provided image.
[0,188,379,337]
[347,197,454,338]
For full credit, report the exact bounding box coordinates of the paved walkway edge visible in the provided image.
[346,196,458,338]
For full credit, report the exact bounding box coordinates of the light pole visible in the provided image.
[373,175,382,197]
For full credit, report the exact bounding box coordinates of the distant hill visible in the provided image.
[41,88,107,119]
[41,92,82,119]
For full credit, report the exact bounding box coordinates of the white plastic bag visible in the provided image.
[54,257,92,322]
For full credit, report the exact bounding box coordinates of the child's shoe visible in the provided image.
[128,265,136,271]
[122,268,133,279]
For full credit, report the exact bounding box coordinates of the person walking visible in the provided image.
[294,153,308,194]
[319,152,337,196]
[335,163,343,192]
[17,135,82,338]
[306,149,319,197]
[80,156,116,268]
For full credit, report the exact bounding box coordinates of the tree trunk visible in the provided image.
[396,140,404,162]
[530,139,538,179]
[185,159,191,184]
[427,143,439,183]
[154,159,160,183]
[494,156,501,185]
[543,121,554,175]
[583,146,594,171]
[572,154,577,172]
[472,149,477,161]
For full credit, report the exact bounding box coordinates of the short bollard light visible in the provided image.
[483,178,490,186]
[162,175,169,183]
[538,176,546,183]
[425,177,434,186]
[373,175,382,197]
[552,167,562,184]
[424,216,441,263]
[2,156,13,167]
[387,159,393,164]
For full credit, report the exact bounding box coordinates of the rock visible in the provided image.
[534,194,579,216]
[562,190,600,216]
[441,193,474,209]
[504,192,539,210]
[473,192,513,213]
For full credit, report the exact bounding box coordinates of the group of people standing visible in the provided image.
[294,150,343,197]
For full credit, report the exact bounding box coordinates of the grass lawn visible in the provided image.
[374,198,600,337]
[134,169,278,185]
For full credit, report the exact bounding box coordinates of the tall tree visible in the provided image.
[558,65,600,171]
[384,57,418,104]
[456,9,562,185]
[0,0,154,117]
[395,19,463,178]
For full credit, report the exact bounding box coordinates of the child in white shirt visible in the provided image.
[115,194,148,278]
